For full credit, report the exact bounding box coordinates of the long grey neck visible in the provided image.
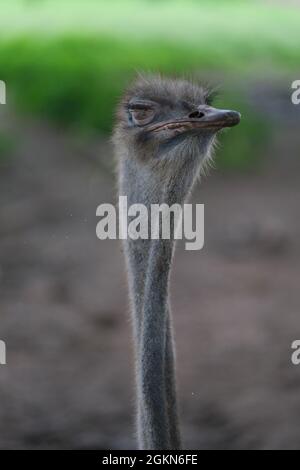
[119,154,199,449]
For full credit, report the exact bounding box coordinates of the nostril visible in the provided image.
[188,110,205,119]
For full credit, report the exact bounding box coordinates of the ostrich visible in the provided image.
[113,75,240,450]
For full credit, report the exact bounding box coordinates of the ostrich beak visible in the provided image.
[148,107,241,133]
[196,107,241,129]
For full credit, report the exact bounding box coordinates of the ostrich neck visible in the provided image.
[120,156,195,330]
[120,154,197,449]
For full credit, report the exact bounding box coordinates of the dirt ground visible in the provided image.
[0,110,300,450]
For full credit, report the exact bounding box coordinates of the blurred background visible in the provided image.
[0,0,300,450]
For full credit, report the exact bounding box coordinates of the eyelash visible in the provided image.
[128,105,154,112]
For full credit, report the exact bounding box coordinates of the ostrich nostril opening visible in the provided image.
[188,111,205,119]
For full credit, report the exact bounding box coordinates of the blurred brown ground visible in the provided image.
[0,105,300,450]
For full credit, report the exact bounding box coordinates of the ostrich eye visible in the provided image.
[128,100,156,126]
[129,107,155,126]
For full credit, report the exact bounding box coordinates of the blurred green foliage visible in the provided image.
[215,91,271,170]
[0,0,299,169]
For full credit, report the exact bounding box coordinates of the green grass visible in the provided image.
[0,0,298,168]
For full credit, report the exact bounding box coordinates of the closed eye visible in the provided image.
[128,106,156,126]
[127,99,158,126]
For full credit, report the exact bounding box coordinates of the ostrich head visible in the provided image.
[114,75,240,190]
